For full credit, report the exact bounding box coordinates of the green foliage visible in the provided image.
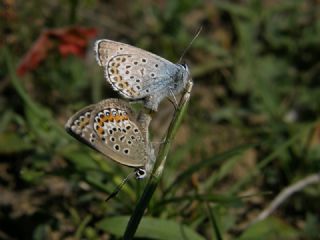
[239,217,299,240]
[1,0,320,239]
[97,216,205,240]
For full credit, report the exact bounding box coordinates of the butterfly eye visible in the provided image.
[135,168,147,179]
[181,63,189,71]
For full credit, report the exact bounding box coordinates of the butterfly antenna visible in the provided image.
[178,26,202,63]
[105,171,136,202]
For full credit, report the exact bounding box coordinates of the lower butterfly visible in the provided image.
[65,98,155,179]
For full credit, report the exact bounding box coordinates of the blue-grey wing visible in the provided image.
[104,53,179,99]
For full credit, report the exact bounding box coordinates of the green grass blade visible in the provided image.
[164,144,255,197]
[206,203,223,240]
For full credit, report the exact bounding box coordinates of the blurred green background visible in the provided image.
[1,0,320,239]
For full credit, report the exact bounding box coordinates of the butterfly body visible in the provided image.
[95,39,190,111]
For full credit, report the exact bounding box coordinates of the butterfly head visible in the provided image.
[135,168,147,179]
[172,63,191,93]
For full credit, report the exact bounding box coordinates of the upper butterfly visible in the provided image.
[95,39,191,111]
[65,98,155,179]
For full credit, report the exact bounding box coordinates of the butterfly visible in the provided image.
[95,39,191,111]
[65,98,155,178]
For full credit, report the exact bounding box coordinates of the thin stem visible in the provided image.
[250,172,320,226]
[123,80,193,239]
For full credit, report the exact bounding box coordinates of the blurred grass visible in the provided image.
[1,0,320,239]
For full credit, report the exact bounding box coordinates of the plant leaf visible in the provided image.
[97,216,205,240]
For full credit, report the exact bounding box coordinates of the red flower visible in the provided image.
[17,27,97,76]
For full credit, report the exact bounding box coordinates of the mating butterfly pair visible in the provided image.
[65,39,191,178]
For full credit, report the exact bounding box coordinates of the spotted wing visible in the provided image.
[65,99,149,167]
[95,39,180,99]
[65,104,96,147]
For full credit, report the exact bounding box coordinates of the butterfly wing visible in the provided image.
[65,99,149,168]
[95,40,180,100]
[65,104,96,147]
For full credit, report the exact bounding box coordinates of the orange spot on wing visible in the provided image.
[97,127,104,136]
[100,115,108,122]
[100,115,128,123]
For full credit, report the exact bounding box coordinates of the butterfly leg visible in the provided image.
[166,97,178,110]
[164,87,178,110]
[168,87,178,106]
